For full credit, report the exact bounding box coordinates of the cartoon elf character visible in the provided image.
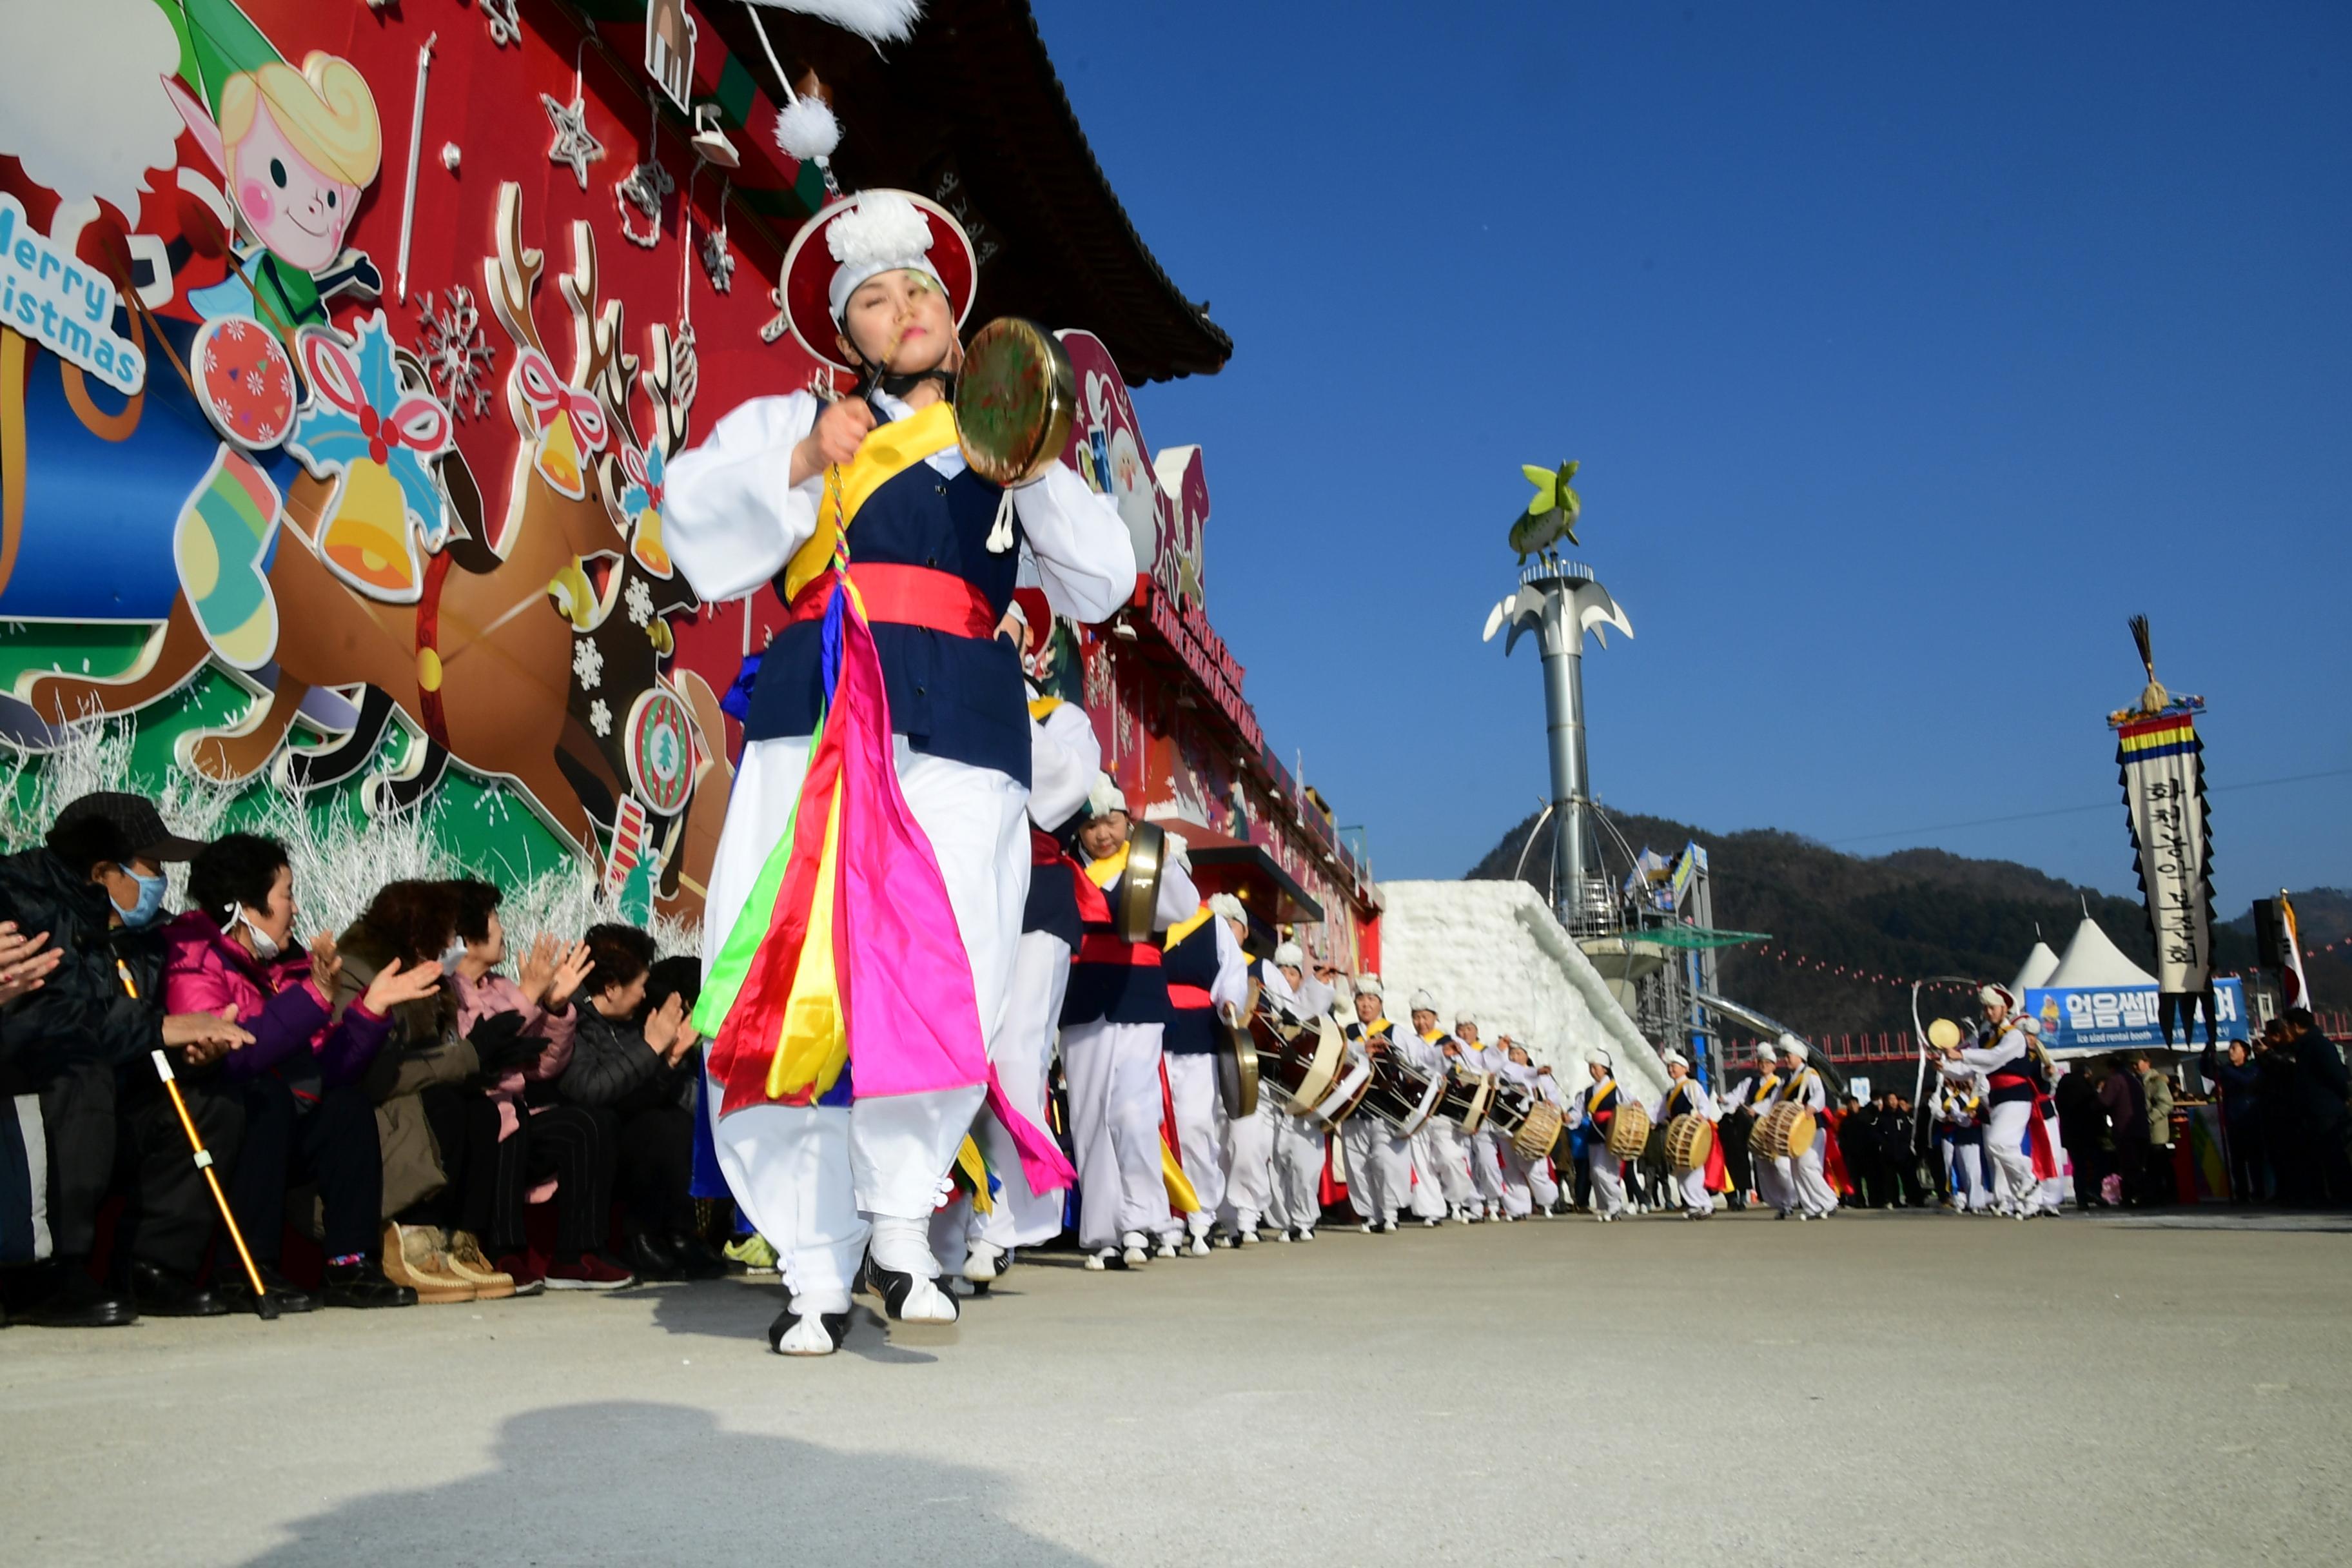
[165,50,382,339]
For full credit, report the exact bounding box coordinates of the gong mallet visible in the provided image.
[148,1048,276,1321]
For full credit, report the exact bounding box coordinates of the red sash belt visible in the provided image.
[1167,984,1213,1010]
[1077,934,1160,966]
[1989,1075,2061,1179]
[785,564,998,638]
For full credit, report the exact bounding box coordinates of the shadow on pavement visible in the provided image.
[240,1401,1099,1565]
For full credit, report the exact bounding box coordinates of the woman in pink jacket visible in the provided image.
[164,833,442,1311]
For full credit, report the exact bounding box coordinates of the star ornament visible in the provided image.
[542,91,605,191]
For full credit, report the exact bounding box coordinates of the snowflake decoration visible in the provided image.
[625,576,654,628]
[573,638,603,690]
[478,0,520,48]
[540,91,605,192]
[616,160,674,248]
[699,221,735,294]
[415,287,495,421]
[589,698,612,738]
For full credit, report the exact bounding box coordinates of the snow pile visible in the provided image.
[0,0,188,231]
[1374,878,1667,1100]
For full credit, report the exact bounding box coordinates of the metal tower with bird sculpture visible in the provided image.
[1484,459,1633,931]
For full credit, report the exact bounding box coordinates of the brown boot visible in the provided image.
[381,1222,476,1305]
[441,1230,518,1300]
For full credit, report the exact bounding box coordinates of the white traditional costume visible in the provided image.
[1567,1052,1629,1220]
[1652,1052,1722,1217]
[1771,1041,1839,1220]
[669,191,1133,1352]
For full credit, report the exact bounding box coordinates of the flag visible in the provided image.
[2280,893,2315,1009]
[2112,702,2217,1040]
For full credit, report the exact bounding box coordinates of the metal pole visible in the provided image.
[1539,617,1589,926]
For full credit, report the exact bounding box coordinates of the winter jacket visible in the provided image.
[559,1006,696,1115]
[336,925,480,1219]
[2289,1026,2351,1135]
[2097,1068,2146,1145]
[449,968,574,1139]
[2195,1044,2260,1127]
[2141,1068,2176,1147]
[0,845,165,1086]
[160,912,393,1096]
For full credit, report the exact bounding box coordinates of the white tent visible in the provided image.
[2043,916,2158,990]
[2011,940,2061,998]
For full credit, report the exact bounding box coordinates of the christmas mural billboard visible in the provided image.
[1041,331,1377,970]
[0,0,839,917]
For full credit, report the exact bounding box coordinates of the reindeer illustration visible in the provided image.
[17,184,725,902]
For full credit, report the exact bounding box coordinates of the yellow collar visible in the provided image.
[1587,1076,1616,1108]
[1084,842,1130,890]
[781,400,963,601]
[1028,694,1064,721]
[1163,905,1215,948]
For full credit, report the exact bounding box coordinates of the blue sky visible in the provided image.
[1034,1,2351,916]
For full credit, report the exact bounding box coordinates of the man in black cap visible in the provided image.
[0,792,251,1326]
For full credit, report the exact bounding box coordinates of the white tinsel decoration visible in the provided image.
[828,190,930,268]
[772,94,841,162]
[741,1,925,45]
[0,716,691,959]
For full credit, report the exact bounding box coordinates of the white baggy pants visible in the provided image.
[1983,1100,2043,1213]
[1470,1126,1507,1206]
[1586,1143,1627,1217]
[1776,1144,1840,1217]
[1405,1127,1451,1219]
[704,736,1024,1309]
[1219,1092,1276,1233]
[1342,1117,1411,1222]
[1676,1164,1714,1214]
[1061,1019,1171,1251]
[1501,1143,1562,1216]
[1163,1052,1224,1237]
[1269,1114,1325,1233]
[1423,1119,1478,1208]
[970,930,1074,1251]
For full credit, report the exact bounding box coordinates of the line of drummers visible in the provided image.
[963,779,1845,1290]
[1237,972,1837,1235]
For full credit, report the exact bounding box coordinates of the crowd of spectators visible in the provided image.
[0,792,724,1328]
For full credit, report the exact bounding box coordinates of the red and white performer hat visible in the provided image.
[777,188,977,371]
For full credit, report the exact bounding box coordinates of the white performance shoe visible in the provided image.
[963,1242,1004,1284]
[1122,1231,1152,1266]
[1186,1235,1211,1257]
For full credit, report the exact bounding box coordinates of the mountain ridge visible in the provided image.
[1465,808,2346,1037]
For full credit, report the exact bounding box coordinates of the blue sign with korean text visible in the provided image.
[2023,979,2248,1054]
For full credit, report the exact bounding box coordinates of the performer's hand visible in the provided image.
[799,397,875,476]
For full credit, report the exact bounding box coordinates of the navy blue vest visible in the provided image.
[1161,916,1222,1055]
[1023,841,1085,950]
[1060,865,1171,1029]
[744,456,1030,783]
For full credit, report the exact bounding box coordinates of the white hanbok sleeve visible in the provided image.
[1015,463,1137,622]
[1028,700,1101,830]
[1208,917,1249,1017]
[1957,1026,2026,1075]
[665,393,825,603]
[1695,1082,1721,1121]
[1153,854,1200,930]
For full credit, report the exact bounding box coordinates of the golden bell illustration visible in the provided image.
[320,459,420,598]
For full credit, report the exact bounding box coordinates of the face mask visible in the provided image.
[117,868,168,929]
[231,906,282,961]
[440,939,469,970]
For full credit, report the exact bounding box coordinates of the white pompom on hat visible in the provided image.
[1208,893,1245,924]
[1354,972,1384,999]
[1085,774,1128,821]
[1273,941,1304,969]
[1778,1035,1808,1061]
[1407,988,1438,1015]
[1660,1048,1689,1068]
[1979,983,2018,1012]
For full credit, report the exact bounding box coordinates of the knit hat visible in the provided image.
[1407,988,1438,1015]
[1273,941,1304,969]
[1354,972,1384,999]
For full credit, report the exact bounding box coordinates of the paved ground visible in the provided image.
[4,1208,2348,1566]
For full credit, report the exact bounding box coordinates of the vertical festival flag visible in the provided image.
[2110,627,2216,1044]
